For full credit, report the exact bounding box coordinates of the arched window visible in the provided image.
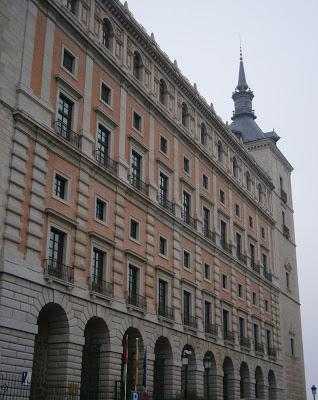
[102,19,113,51]
[200,123,207,146]
[233,157,239,178]
[181,102,189,128]
[258,184,263,203]
[217,140,223,162]
[66,0,78,15]
[133,51,143,81]
[246,171,251,191]
[159,79,167,106]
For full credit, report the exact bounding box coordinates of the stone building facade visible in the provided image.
[0,0,306,399]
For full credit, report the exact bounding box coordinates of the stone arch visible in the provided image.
[181,344,196,397]
[153,336,174,400]
[80,317,110,399]
[223,356,235,400]
[240,362,250,399]
[203,351,217,400]
[30,303,70,399]
[268,370,277,400]
[122,327,144,394]
[255,366,265,399]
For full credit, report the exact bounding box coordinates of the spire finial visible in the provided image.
[239,35,243,61]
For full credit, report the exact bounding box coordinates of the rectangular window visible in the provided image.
[54,173,68,200]
[252,292,257,306]
[66,0,76,14]
[220,189,225,204]
[236,232,242,257]
[49,227,66,264]
[160,136,168,155]
[239,317,245,339]
[159,235,168,257]
[183,191,191,218]
[291,337,295,356]
[183,291,191,321]
[266,329,272,353]
[222,274,228,290]
[133,111,142,132]
[128,264,139,298]
[158,279,167,312]
[253,323,259,345]
[95,197,107,222]
[131,150,142,184]
[220,220,227,246]
[204,301,211,327]
[262,254,267,270]
[63,49,75,74]
[261,227,265,239]
[204,263,210,280]
[101,82,112,105]
[250,243,255,266]
[235,203,240,217]
[96,124,110,165]
[58,93,74,133]
[223,309,229,333]
[159,172,168,202]
[183,250,191,270]
[129,218,140,241]
[92,248,105,283]
[183,156,190,174]
[203,207,210,235]
[265,299,269,312]
[202,174,209,190]
[249,216,253,228]
[238,283,243,298]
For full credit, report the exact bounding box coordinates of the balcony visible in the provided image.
[89,277,113,298]
[268,347,277,359]
[283,224,290,239]
[205,323,218,337]
[251,261,261,274]
[129,175,149,196]
[240,336,251,349]
[157,194,175,215]
[237,251,247,264]
[53,120,80,148]
[223,330,235,344]
[203,226,216,243]
[44,258,74,284]
[221,240,232,255]
[280,188,287,204]
[264,269,273,282]
[255,342,265,354]
[126,292,147,310]
[95,149,117,174]
[183,314,198,329]
[181,210,197,230]
[157,305,175,321]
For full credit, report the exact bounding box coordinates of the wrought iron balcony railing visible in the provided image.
[240,336,251,349]
[129,175,149,196]
[157,304,175,320]
[255,342,265,354]
[221,239,232,254]
[280,189,287,203]
[223,330,235,343]
[203,226,216,243]
[264,269,273,282]
[126,292,147,310]
[183,314,198,329]
[181,210,197,230]
[268,347,277,359]
[283,224,290,239]
[89,277,114,298]
[44,258,74,284]
[95,149,117,174]
[205,323,218,336]
[53,120,80,148]
[237,251,247,264]
[157,194,175,215]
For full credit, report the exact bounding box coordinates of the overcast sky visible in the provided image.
[121,0,318,396]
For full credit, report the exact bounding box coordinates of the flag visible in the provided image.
[123,335,128,400]
[134,338,139,391]
[142,347,147,390]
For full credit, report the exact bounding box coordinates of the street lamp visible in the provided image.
[203,355,212,400]
[182,350,191,400]
[312,385,317,400]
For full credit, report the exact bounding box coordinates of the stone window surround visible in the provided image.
[46,219,72,267]
[95,117,115,160]
[158,233,169,259]
[94,194,109,226]
[99,78,114,109]
[60,43,79,79]
[55,86,79,133]
[90,243,109,282]
[129,216,141,244]
[52,169,71,205]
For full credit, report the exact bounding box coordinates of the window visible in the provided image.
[131,150,142,186]
[204,263,210,280]
[133,51,143,81]
[220,189,225,204]
[96,124,110,165]
[252,292,257,306]
[238,284,243,298]
[54,173,68,201]
[239,317,245,340]
[249,216,253,228]
[265,299,269,312]
[183,156,190,174]
[181,102,189,128]
[183,191,191,219]
[266,329,272,353]
[222,274,228,290]
[220,220,227,247]
[92,248,105,284]
[261,227,265,239]
[183,291,191,321]
[246,171,251,191]
[102,19,113,50]
[201,123,207,146]
[159,235,168,257]
[159,79,167,106]
[128,264,139,302]
[250,243,255,266]
[183,250,191,270]
[101,82,112,106]
[262,254,267,270]
[253,323,259,345]
[286,272,290,290]
[160,135,168,155]
[202,207,210,235]
[159,172,168,203]
[57,93,74,133]
[133,111,142,133]
[95,197,107,223]
[236,233,242,257]
[62,49,75,74]
[233,157,239,178]
[129,218,140,241]
[49,227,66,265]
[158,279,168,313]
[204,301,212,327]
[66,0,77,14]
[258,184,263,203]
[290,337,295,356]
[223,309,229,333]
[202,174,209,190]
[235,204,240,217]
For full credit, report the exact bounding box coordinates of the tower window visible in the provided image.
[133,51,143,81]
[181,102,189,128]
[102,19,113,51]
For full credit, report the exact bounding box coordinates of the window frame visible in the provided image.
[158,234,168,259]
[159,134,169,157]
[183,156,190,175]
[183,249,191,271]
[202,173,209,191]
[52,169,71,205]
[46,221,71,267]
[129,217,141,243]
[94,194,108,225]
[100,80,113,108]
[222,273,228,291]
[132,110,143,134]
[204,262,211,282]
[61,45,78,78]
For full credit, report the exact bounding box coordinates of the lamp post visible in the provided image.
[182,350,191,400]
[312,385,317,400]
[203,355,212,400]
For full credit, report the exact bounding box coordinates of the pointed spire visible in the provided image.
[237,46,249,91]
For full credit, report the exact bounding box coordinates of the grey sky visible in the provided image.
[121,0,318,397]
